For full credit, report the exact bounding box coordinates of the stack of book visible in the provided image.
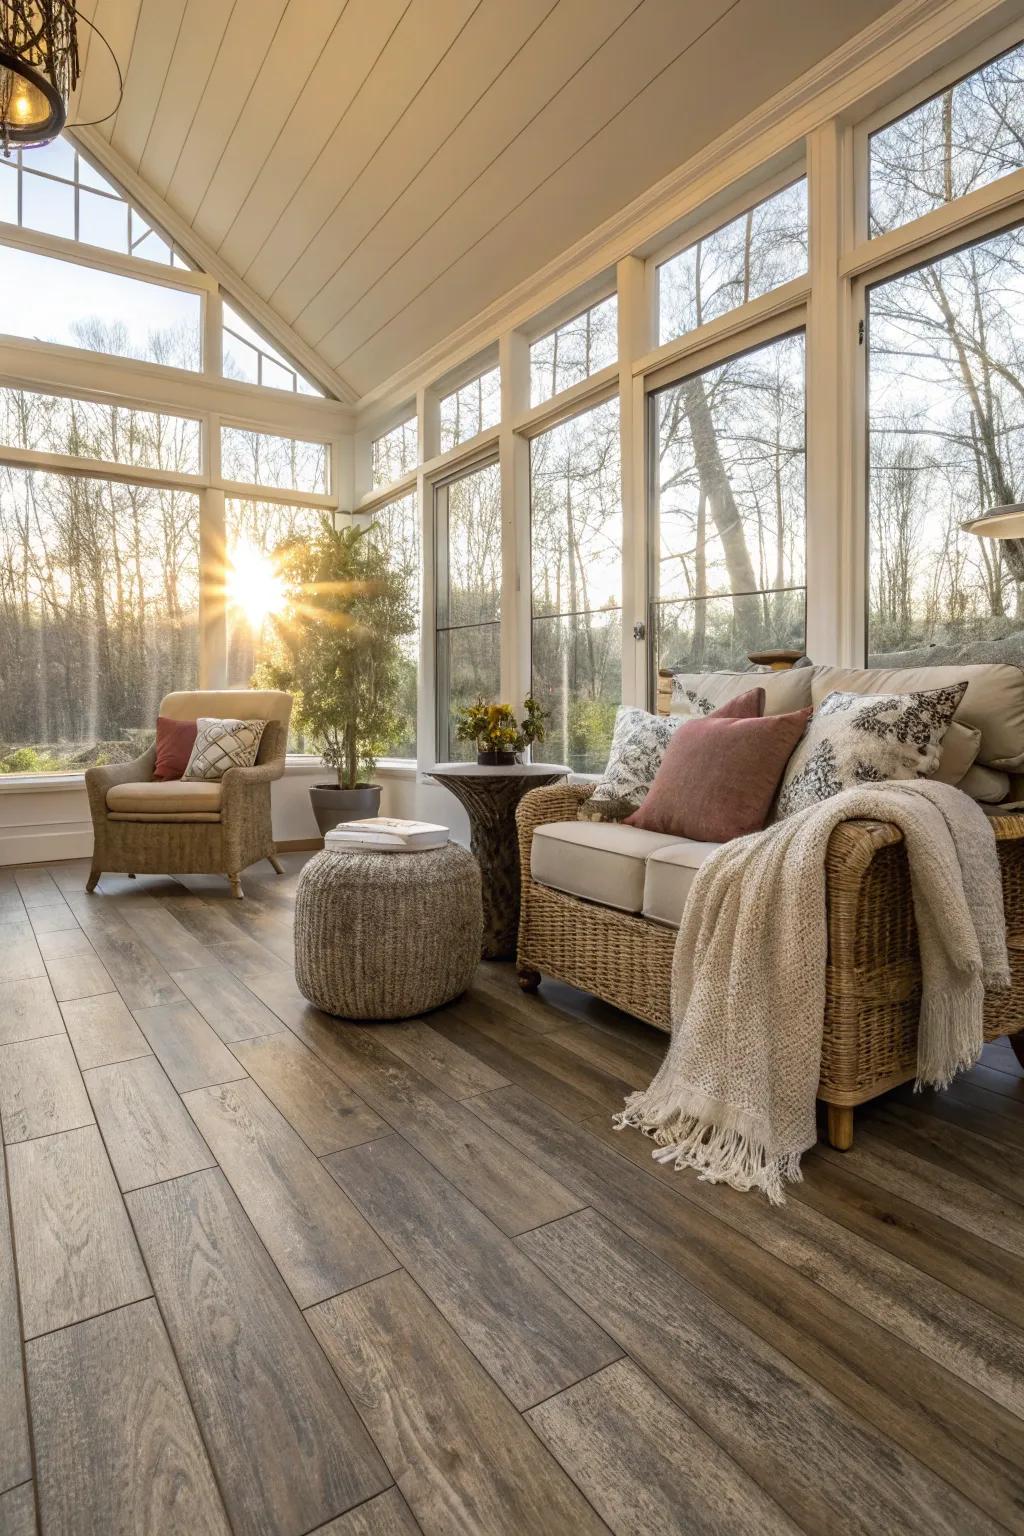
[324,817,450,853]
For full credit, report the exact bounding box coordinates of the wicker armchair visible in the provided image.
[516,781,1024,1149]
[84,689,292,899]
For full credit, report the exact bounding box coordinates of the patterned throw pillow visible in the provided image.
[775,684,967,819]
[582,707,682,818]
[183,718,267,781]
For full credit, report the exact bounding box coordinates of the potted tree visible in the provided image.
[255,518,416,836]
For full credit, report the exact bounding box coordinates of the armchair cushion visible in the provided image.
[154,716,198,780]
[183,718,266,780]
[531,820,683,913]
[106,780,222,815]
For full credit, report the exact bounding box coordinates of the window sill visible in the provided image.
[284,756,417,779]
[0,773,88,794]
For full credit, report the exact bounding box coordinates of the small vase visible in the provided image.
[476,749,516,767]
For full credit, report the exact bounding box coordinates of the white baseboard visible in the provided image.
[0,820,93,867]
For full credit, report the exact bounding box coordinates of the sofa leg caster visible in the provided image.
[228,874,244,900]
[127,872,136,879]
[85,868,101,894]
[1009,1031,1024,1070]
[826,1105,854,1151]
[267,854,284,875]
[517,966,541,993]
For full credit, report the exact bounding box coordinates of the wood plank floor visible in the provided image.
[0,854,1021,1535]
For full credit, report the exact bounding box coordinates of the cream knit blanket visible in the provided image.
[615,779,1009,1204]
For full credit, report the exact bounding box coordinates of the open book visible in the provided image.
[324,817,450,852]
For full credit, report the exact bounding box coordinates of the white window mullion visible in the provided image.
[499,330,530,719]
[616,254,653,707]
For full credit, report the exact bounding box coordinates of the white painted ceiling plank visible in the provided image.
[137,0,236,196]
[210,0,409,268]
[110,0,189,167]
[238,0,480,295]
[74,0,143,140]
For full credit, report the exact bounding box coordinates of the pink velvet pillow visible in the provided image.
[626,703,812,842]
[153,716,197,781]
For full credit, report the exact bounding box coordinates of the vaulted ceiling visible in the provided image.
[71,0,900,400]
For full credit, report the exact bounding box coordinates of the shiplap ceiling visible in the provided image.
[70,0,900,399]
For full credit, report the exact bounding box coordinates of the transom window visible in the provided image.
[0,386,201,475]
[372,416,418,489]
[222,302,322,397]
[530,295,617,407]
[221,426,329,495]
[439,366,500,453]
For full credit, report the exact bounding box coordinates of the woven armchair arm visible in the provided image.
[516,781,595,878]
[84,748,156,819]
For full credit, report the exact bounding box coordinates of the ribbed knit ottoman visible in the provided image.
[294,842,483,1019]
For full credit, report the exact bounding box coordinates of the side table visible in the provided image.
[428,762,570,960]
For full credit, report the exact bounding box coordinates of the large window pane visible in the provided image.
[530,295,617,407]
[435,460,501,760]
[867,225,1024,666]
[658,180,807,346]
[221,425,328,494]
[0,387,201,474]
[0,467,199,773]
[439,366,501,453]
[371,417,417,488]
[0,244,202,370]
[870,43,1024,236]
[530,397,621,771]
[368,491,420,758]
[649,332,806,677]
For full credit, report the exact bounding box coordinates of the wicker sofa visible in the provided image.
[516,662,1024,1149]
[84,689,292,899]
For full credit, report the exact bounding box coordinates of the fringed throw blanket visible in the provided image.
[615,780,1009,1203]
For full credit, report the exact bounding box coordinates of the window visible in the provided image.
[435,460,501,760]
[649,332,806,679]
[657,180,807,345]
[439,367,501,453]
[222,302,322,396]
[0,466,199,773]
[368,492,420,758]
[221,426,328,494]
[0,138,188,266]
[867,224,1024,666]
[530,398,621,772]
[530,295,617,406]
[869,43,1024,236]
[0,244,202,370]
[0,386,201,475]
[371,416,417,488]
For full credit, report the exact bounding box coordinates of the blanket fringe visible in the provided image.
[915,975,987,1090]
[614,1099,805,1206]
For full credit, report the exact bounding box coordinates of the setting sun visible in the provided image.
[225,539,288,630]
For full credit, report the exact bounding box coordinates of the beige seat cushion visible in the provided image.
[670,668,812,719]
[810,664,1024,770]
[959,764,1011,804]
[106,779,223,816]
[531,821,685,913]
[642,839,722,927]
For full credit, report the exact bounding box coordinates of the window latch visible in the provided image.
[632,621,646,641]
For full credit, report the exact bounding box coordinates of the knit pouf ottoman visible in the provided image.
[294,842,483,1019]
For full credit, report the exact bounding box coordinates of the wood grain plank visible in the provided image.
[0,1143,31,1495]
[228,1030,387,1155]
[246,971,585,1236]
[86,1056,215,1192]
[113,903,212,972]
[13,869,61,909]
[0,922,45,985]
[27,902,78,935]
[526,1357,799,1536]
[26,1299,229,1536]
[133,1000,246,1091]
[127,1168,390,1536]
[0,1482,35,1536]
[521,1209,992,1536]
[7,1125,150,1337]
[310,1487,419,1536]
[326,1134,619,1409]
[44,952,114,1002]
[867,1098,1024,1201]
[308,1270,607,1536]
[468,1087,1024,1531]
[431,1009,616,1124]
[373,1019,508,1098]
[0,1035,93,1144]
[84,922,183,1009]
[0,977,64,1046]
[172,962,286,1043]
[184,1079,395,1307]
[208,937,290,983]
[36,926,94,961]
[60,992,151,1071]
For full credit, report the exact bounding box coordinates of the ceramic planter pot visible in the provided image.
[476,750,516,766]
[309,783,381,836]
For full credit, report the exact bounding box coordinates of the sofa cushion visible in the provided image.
[642,840,722,927]
[671,668,812,718]
[106,780,223,816]
[531,821,684,913]
[810,663,1024,770]
[959,764,1011,804]
[931,721,981,786]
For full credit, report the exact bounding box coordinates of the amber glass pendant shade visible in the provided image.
[0,53,66,147]
[0,1,79,154]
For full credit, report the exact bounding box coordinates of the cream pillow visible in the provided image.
[931,721,982,786]
[183,717,266,781]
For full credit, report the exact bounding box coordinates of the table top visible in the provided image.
[428,762,571,779]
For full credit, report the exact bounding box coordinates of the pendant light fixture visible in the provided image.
[0,1,80,154]
[961,504,1024,581]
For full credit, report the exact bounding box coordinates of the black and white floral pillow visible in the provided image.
[585,707,680,815]
[775,683,966,819]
